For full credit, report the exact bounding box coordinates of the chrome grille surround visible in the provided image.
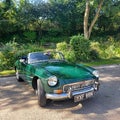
[63,80,95,92]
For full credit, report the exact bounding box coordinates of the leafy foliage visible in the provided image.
[0,41,18,70]
[70,35,91,61]
[0,41,43,71]
[56,42,76,62]
[0,0,120,71]
[90,37,120,59]
[23,31,36,42]
[0,0,120,42]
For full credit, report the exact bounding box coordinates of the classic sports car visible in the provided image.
[15,51,100,107]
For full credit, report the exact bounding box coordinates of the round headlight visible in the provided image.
[93,70,99,78]
[48,76,58,86]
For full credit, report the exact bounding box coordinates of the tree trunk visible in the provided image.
[84,0,104,39]
[84,0,90,39]
[88,0,104,39]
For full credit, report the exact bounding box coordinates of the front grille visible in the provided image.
[63,80,94,92]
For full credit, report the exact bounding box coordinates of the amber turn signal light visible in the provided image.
[54,89,63,94]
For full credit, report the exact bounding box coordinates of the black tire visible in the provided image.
[37,79,47,107]
[15,69,24,82]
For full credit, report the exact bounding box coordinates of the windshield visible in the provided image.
[28,52,64,64]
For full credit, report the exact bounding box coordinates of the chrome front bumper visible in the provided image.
[46,86,96,101]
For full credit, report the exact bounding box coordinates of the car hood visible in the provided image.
[36,61,93,82]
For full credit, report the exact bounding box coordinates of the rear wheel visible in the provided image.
[15,69,24,82]
[37,79,47,107]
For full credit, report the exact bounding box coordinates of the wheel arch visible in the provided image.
[32,76,48,93]
[32,76,39,90]
[32,76,44,90]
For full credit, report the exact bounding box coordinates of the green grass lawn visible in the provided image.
[83,58,120,66]
[0,58,120,76]
[0,70,15,77]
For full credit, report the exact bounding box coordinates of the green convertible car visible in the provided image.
[15,51,100,107]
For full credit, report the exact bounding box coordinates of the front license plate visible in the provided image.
[86,91,94,98]
[74,94,84,102]
[74,91,94,102]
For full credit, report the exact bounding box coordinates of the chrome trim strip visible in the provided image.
[63,80,94,92]
[63,80,94,87]
[46,87,94,100]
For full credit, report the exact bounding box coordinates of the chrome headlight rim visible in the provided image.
[48,76,58,87]
[92,70,99,78]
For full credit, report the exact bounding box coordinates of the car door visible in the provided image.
[18,55,34,83]
[25,65,35,85]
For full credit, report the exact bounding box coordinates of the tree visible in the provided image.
[84,0,104,39]
[98,0,120,33]
[0,0,18,37]
[49,0,81,35]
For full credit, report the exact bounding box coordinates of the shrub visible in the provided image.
[70,35,90,62]
[0,41,44,71]
[104,45,115,58]
[89,50,99,60]
[64,50,76,62]
[0,52,7,71]
[90,38,120,59]
[114,43,120,57]
[90,42,100,60]
[56,42,68,51]
[56,42,76,62]
[98,37,120,59]
[0,41,18,70]
[90,42,101,53]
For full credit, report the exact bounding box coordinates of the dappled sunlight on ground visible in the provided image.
[0,77,37,111]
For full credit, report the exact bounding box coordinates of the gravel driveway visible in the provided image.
[0,65,120,120]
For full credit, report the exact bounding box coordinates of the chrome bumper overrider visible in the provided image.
[46,85,98,100]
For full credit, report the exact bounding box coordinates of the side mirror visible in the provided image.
[19,56,27,64]
[20,59,26,63]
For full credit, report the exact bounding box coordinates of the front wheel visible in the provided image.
[37,79,47,107]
